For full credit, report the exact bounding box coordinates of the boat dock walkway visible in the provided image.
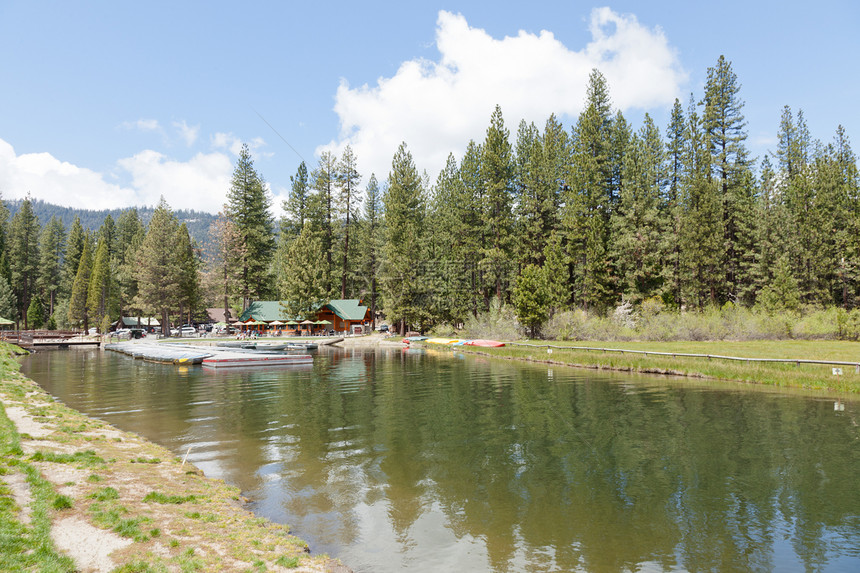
[104,341,313,367]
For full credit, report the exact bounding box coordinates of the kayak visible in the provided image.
[465,339,505,347]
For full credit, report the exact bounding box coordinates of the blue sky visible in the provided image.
[1,1,858,215]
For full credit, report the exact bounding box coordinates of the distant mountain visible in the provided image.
[5,199,218,247]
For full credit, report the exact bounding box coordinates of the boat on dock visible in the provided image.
[286,342,318,350]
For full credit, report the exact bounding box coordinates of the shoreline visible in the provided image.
[0,343,352,572]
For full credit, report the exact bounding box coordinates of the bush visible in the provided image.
[539,301,858,342]
[462,297,521,341]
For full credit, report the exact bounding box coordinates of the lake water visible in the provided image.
[21,346,860,572]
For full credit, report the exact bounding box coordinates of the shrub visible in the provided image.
[462,297,521,341]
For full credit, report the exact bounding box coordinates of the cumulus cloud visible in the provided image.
[116,150,234,211]
[322,8,686,182]
[0,138,233,213]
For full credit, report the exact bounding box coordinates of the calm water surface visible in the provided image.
[22,347,860,572]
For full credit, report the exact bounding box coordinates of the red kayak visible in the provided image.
[465,339,505,347]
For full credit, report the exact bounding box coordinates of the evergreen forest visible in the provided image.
[1,56,858,339]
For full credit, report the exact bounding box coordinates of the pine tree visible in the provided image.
[68,234,93,332]
[38,216,65,318]
[564,70,615,311]
[752,157,796,303]
[679,95,723,308]
[480,105,515,300]
[542,231,569,316]
[205,214,245,323]
[336,145,362,298]
[62,216,85,299]
[224,143,275,309]
[355,174,382,328]
[512,264,550,339]
[136,198,181,335]
[0,192,11,285]
[0,275,16,321]
[776,106,811,182]
[87,239,114,331]
[513,119,542,266]
[174,223,200,325]
[282,161,310,240]
[459,140,488,314]
[611,114,666,303]
[278,224,329,320]
[7,197,41,327]
[27,296,44,329]
[309,151,337,294]
[427,154,471,324]
[99,214,117,260]
[115,208,145,318]
[701,55,755,302]
[380,143,426,334]
[662,99,686,306]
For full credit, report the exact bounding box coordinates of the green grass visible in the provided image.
[456,339,860,393]
[89,500,154,542]
[88,486,120,501]
[276,555,301,568]
[0,351,77,572]
[144,491,198,504]
[29,449,105,467]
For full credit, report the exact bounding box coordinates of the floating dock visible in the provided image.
[201,353,313,368]
[104,342,312,367]
[104,343,213,364]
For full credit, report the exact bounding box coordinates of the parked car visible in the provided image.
[180,326,197,337]
[377,324,389,332]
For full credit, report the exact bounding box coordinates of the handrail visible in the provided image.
[507,342,860,372]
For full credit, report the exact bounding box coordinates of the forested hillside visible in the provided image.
[5,199,217,247]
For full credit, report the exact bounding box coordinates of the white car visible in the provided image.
[180,326,197,337]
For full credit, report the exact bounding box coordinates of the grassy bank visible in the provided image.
[0,342,345,572]
[453,339,860,393]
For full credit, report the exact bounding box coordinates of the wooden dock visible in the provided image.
[1,330,101,349]
[201,353,313,368]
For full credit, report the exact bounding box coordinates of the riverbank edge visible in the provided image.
[0,343,352,572]
[419,341,860,394]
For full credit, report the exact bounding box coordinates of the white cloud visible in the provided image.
[116,150,234,212]
[173,120,200,147]
[0,138,233,214]
[0,138,137,209]
[211,133,268,158]
[322,8,686,183]
[120,118,162,132]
